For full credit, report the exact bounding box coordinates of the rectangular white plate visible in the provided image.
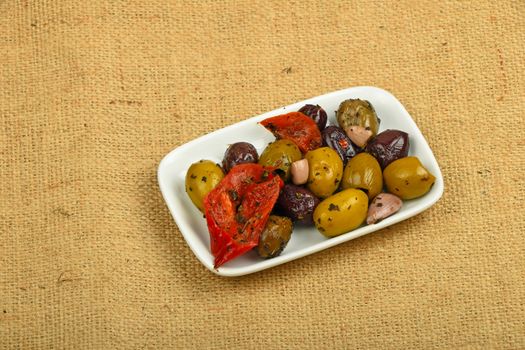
[158,86,444,277]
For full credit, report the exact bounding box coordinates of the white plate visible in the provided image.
[158,86,444,277]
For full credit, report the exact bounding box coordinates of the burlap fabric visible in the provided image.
[1,1,524,349]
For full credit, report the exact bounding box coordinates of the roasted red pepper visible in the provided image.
[203,163,283,268]
[260,112,322,153]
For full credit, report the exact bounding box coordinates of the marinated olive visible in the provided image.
[336,99,380,138]
[277,184,320,225]
[298,104,327,131]
[313,188,368,237]
[383,157,435,199]
[185,160,224,212]
[222,142,258,173]
[305,147,343,199]
[365,129,409,169]
[341,152,383,201]
[257,215,293,258]
[258,140,302,181]
[321,126,358,165]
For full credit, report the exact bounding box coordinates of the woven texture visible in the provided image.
[1,1,524,349]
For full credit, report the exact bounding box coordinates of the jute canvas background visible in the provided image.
[1,1,524,349]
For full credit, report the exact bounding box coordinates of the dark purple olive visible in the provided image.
[365,129,409,169]
[222,142,258,173]
[298,104,327,131]
[321,126,358,165]
[277,184,320,225]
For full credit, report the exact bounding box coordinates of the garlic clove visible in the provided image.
[291,159,309,185]
[366,193,403,224]
[345,125,373,148]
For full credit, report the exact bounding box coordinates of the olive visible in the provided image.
[313,188,368,237]
[257,215,293,259]
[365,129,409,169]
[305,147,343,199]
[277,184,320,225]
[258,140,302,181]
[336,99,380,138]
[185,160,224,212]
[383,157,435,199]
[222,142,258,173]
[341,152,383,201]
[321,126,358,165]
[298,104,327,131]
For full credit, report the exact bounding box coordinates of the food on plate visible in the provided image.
[321,126,358,165]
[298,104,328,131]
[365,129,409,169]
[277,184,320,225]
[258,140,302,181]
[185,160,225,212]
[184,97,436,267]
[260,112,322,153]
[345,125,373,148]
[366,193,403,224]
[290,159,309,185]
[305,147,343,199]
[383,156,435,199]
[203,163,283,268]
[313,188,368,237]
[341,152,383,201]
[222,142,259,173]
[336,99,380,138]
[257,215,293,258]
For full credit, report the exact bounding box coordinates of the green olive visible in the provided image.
[313,188,368,237]
[341,152,383,201]
[258,140,301,181]
[257,215,293,259]
[336,99,380,137]
[305,147,343,199]
[185,160,224,212]
[383,157,436,200]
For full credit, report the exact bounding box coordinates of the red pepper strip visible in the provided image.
[203,163,283,268]
[260,112,322,153]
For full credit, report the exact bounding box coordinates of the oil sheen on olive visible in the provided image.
[365,129,409,169]
[313,188,368,237]
[257,215,293,259]
[258,140,302,181]
[305,147,343,199]
[321,126,358,165]
[298,104,327,131]
[222,142,259,173]
[277,184,320,225]
[185,160,225,212]
[341,152,383,201]
[383,156,436,199]
[336,99,380,137]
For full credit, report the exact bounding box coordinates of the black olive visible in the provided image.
[298,104,327,131]
[321,126,358,165]
[222,142,259,173]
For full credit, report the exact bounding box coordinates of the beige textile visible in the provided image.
[1,1,524,349]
